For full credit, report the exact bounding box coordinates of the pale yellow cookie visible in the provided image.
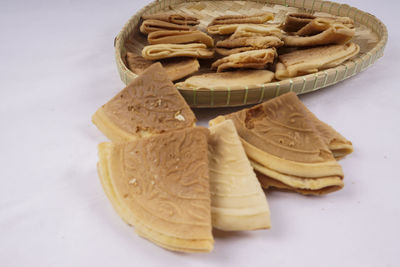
[208,120,270,231]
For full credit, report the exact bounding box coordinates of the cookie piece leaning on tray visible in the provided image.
[148,30,214,47]
[125,52,200,82]
[275,42,360,80]
[211,48,276,72]
[142,43,214,60]
[92,62,196,142]
[142,13,199,25]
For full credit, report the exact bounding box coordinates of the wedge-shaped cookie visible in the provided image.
[208,13,273,26]
[97,127,214,252]
[142,43,214,60]
[142,13,199,25]
[208,120,270,231]
[148,30,214,47]
[125,52,199,81]
[275,42,360,80]
[92,63,196,142]
[211,49,276,72]
[209,92,351,195]
[283,23,355,47]
[140,19,195,34]
[176,70,274,90]
[212,91,353,159]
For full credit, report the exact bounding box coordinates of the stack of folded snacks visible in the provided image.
[208,13,282,72]
[141,13,214,62]
[133,13,216,80]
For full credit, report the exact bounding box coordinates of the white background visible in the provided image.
[0,0,399,266]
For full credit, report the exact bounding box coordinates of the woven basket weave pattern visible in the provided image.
[115,0,387,107]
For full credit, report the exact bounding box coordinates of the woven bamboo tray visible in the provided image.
[115,0,387,107]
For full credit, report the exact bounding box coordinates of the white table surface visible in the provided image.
[1,0,399,266]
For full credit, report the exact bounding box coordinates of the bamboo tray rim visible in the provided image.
[114,0,388,107]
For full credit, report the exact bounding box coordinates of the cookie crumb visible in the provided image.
[174,111,185,121]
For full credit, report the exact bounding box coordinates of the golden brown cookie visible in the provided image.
[92,62,196,142]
